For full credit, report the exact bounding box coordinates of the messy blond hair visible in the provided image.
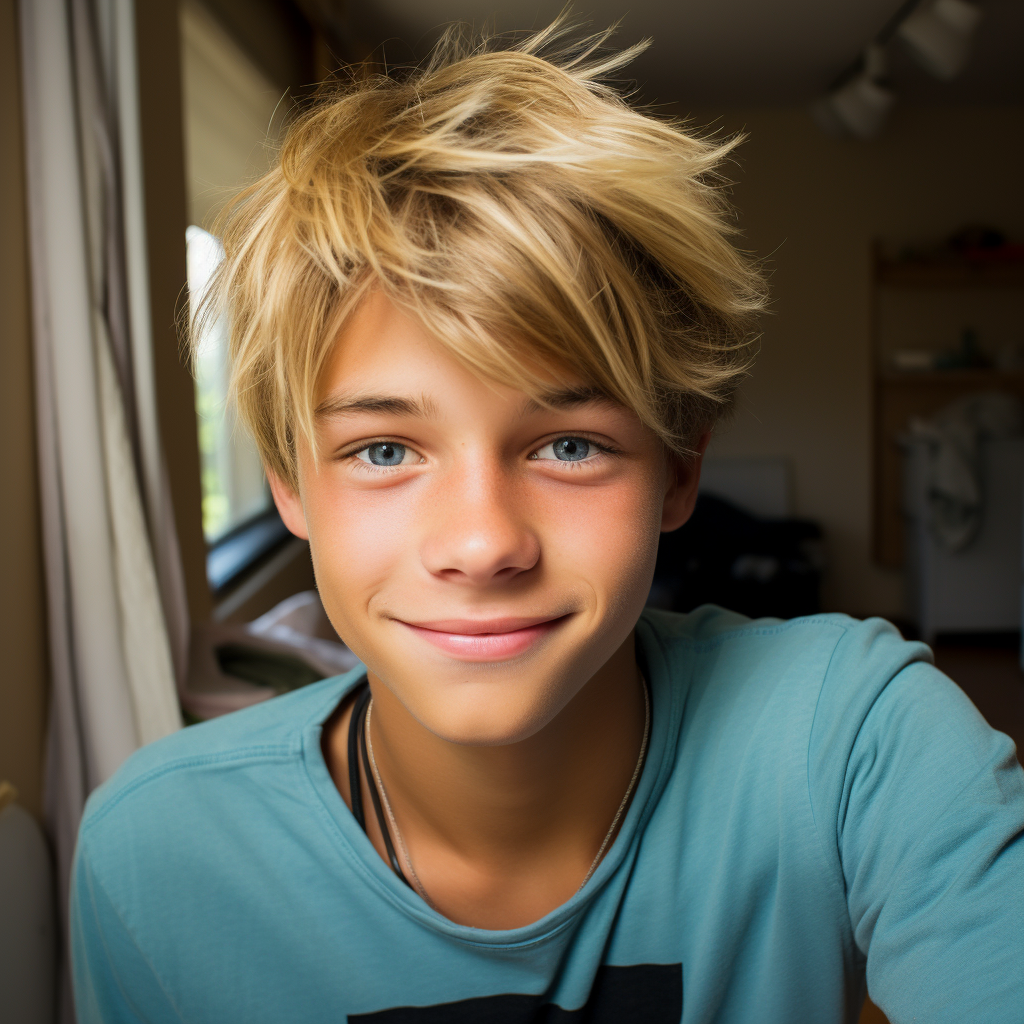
[196,19,765,490]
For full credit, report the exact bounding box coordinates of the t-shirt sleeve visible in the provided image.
[814,623,1024,1023]
[71,835,184,1024]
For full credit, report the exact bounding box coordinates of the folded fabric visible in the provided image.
[907,391,1024,550]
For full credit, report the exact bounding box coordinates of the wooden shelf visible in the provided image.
[876,260,1024,289]
[879,369,1024,386]
[871,241,1024,567]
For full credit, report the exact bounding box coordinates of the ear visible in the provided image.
[661,431,711,533]
[267,470,309,541]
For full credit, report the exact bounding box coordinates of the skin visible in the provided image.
[270,290,707,929]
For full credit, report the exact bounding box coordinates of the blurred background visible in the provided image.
[1,2,1022,1021]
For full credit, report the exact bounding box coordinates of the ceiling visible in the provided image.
[345,0,1024,107]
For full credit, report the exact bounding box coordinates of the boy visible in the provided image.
[72,23,1023,1023]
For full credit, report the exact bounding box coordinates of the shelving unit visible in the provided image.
[875,261,1024,290]
[871,247,1024,567]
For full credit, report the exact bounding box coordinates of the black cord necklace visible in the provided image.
[347,682,411,887]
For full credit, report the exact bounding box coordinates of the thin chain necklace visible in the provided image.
[364,674,651,910]
[364,698,438,910]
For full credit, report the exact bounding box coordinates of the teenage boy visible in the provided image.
[72,24,1023,1024]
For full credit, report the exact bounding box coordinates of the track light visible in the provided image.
[812,45,894,140]
[812,0,983,140]
[898,0,982,79]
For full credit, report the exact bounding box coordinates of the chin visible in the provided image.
[406,676,570,748]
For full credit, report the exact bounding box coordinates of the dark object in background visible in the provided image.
[934,327,990,370]
[948,225,1024,263]
[898,225,1024,266]
[214,643,323,693]
[649,494,823,620]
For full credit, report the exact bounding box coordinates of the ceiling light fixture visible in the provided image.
[898,0,983,80]
[811,0,982,141]
[812,45,894,140]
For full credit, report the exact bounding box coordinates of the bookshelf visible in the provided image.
[871,247,1024,567]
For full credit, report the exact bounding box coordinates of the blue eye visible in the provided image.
[356,442,410,467]
[534,437,593,462]
[553,438,590,461]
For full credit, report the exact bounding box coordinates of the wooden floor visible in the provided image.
[857,637,1023,1024]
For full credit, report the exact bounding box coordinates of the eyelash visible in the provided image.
[340,438,419,475]
[529,437,622,467]
[342,435,622,473]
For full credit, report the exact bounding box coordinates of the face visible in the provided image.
[271,291,703,745]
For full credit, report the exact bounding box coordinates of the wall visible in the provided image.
[200,0,316,91]
[181,0,290,231]
[0,0,49,820]
[697,104,1024,618]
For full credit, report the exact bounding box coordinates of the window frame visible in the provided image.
[206,506,292,595]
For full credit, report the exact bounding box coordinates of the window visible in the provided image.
[180,0,291,585]
[186,226,269,545]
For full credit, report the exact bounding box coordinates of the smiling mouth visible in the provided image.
[396,614,570,661]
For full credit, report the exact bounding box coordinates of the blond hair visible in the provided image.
[195,19,765,490]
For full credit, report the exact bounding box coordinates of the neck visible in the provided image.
[371,635,645,860]
[324,633,648,928]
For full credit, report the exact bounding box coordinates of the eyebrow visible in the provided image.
[314,385,613,420]
[521,385,615,415]
[315,393,440,419]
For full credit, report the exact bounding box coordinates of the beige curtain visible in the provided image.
[19,0,188,1017]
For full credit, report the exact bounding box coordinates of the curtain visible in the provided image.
[19,0,188,1016]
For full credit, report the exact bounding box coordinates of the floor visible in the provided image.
[857,636,1024,1024]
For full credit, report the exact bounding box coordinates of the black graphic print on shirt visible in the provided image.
[349,963,682,1024]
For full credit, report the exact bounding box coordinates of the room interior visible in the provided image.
[1,1,1022,1021]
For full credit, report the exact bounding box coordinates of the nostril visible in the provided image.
[420,508,541,582]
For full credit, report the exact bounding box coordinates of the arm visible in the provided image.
[71,837,184,1024]
[830,648,1024,1023]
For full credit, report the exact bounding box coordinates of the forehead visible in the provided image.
[316,289,612,420]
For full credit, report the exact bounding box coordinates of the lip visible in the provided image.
[396,614,569,661]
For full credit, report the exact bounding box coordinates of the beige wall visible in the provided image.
[0,0,49,821]
[697,104,1024,618]
[181,0,289,231]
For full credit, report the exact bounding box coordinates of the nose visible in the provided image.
[420,460,540,585]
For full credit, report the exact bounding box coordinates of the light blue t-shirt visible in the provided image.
[71,609,1024,1023]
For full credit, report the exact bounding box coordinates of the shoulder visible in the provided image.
[639,605,932,716]
[639,606,948,811]
[640,602,924,655]
[78,669,361,843]
[641,608,1021,878]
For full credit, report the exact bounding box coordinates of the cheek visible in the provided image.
[538,471,664,607]
[300,475,424,624]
